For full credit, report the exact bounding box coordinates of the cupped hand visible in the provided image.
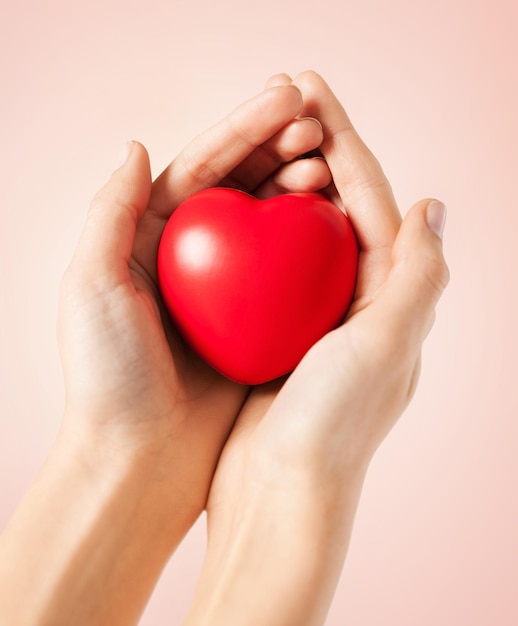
[56,83,331,524]
[185,72,449,625]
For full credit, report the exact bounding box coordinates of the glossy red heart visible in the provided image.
[157,188,358,385]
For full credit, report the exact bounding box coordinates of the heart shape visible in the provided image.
[157,188,358,385]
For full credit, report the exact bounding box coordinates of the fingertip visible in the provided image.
[300,116,323,131]
[264,117,324,162]
[113,140,150,176]
[292,69,328,97]
[402,198,447,244]
[257,84,303,124]
[264,72,293,89]
[394,198,450,294]
[254,157,332,199]
[425,199,447,239]
[294,69,325,81]
[271,82,303,103]
[114,140,134,171]
[363,198,450,353]
[281,157,332,190]
[74,140,152,280]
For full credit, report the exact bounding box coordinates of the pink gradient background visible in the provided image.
[1,0,517,623]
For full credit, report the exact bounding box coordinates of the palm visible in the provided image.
[129,256,249,454]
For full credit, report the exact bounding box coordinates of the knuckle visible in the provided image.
[88,184,112,214]
[226,112,259,149]
[348,161,391,197]
[88,191,137,226]
[178,147,221,189]
[430,253,450,292]
[417,252,450,298]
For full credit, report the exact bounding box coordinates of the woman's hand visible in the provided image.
[57,83,331,519]
[0,82,334,626]
[184,71,450,626]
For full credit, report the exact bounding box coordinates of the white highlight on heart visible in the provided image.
[175,226,220,271]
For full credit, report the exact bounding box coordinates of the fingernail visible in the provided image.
[115,141,133,171]
[301,116,323,130]
[426,200,447,239]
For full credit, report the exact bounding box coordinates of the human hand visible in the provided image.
[0,82,337,626]
[57,84,331,532]
[184,71,450,626]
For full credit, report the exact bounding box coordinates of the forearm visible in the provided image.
[0,424,198,626]
[184,459,369,626]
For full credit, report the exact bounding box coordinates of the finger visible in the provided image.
[353,199,449,353]
[264,73,293,89]
[265,117,323,162]
[148,85,303,219]
[70,142,152,288]
[291,71,401,255]
[220,117,324,191]
[254,158,332,199]
[133,88,307,285]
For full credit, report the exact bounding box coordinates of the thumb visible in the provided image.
[364,199,450,349]
[71,141,152,284]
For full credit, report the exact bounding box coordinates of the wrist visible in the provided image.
[185,459,368,626]
[55,416,203,533]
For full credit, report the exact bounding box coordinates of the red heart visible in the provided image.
[157,188,358,385]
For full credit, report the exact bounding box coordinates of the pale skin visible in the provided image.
[0,71,449,626]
